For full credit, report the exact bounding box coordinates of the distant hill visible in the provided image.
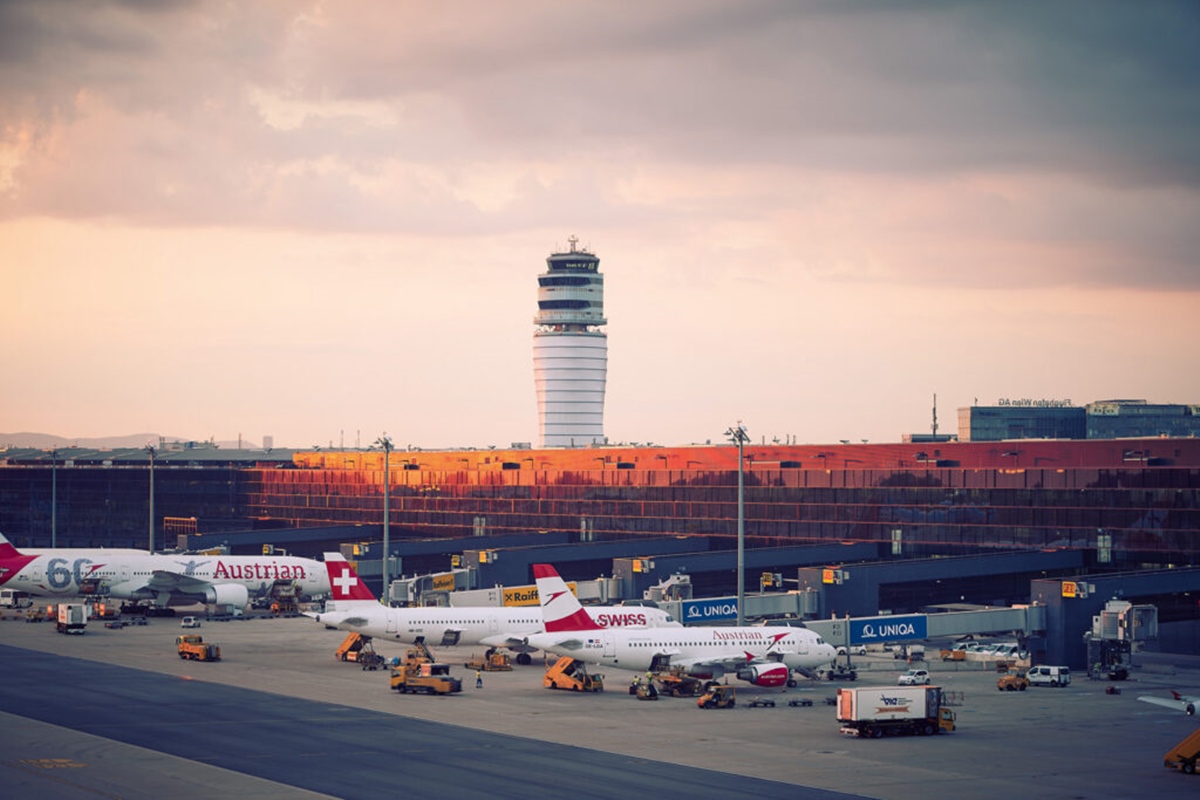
[0,432,260,451]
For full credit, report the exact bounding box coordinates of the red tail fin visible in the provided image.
[0,532,23,561]
[533,563,601,632]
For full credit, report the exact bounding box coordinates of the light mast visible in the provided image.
[533,236,607,448]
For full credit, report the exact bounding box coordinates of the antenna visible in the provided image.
[932,393,938,437]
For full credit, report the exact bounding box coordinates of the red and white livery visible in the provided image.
[527,562,837,687]
[311,555,680,665]
[0,532,329,611]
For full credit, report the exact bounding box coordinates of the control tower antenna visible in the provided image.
[533,236,607,448]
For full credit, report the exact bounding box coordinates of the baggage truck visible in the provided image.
[56,603,87,635]
[837,686,955,738]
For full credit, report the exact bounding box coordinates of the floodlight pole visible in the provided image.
[50,449,58,547]
[377,435,393,605]
[726,423,749,626]
[146,445,156,553]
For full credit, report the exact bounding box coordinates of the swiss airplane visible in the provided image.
[523,563,838,687]
[0,532,330,611]
[1138,690,1200,716]
[310,554,681,664]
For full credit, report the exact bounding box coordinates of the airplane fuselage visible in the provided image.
[527,626,836,679]
[0,549,329,608]
[315,602,676,649]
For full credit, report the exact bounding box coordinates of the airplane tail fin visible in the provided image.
[1172,690,1183,700]
[324,554,377,603]
[0,532,22,560]
[533,563,601,632]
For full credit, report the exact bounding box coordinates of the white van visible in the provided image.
[1027,665,1071,687]
[180,616,202,629]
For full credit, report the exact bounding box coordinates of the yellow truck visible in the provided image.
[997,669,1029,691]
[176,634,221,662]
[465,649,513,672]
[1164,728,1200,774]
[543,656,604,692]
[390,661,462,695]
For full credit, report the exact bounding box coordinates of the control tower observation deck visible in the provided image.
[532,237,607,448]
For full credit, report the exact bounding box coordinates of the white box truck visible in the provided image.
[56,603,87,635]
[837,685,955,738]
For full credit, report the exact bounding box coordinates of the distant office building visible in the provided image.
[958,402,1085,442]
[1087,400,1200,439]
[532,237,607,448]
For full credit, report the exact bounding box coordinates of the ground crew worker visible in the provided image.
[476,670,483,689]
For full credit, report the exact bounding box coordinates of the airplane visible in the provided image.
[309,554,682,665]
[0,532,330,611]
[523,563,838,687]
[1138,690,1199,716]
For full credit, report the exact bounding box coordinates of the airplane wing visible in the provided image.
[479,633,539,654]
[1138,694,1198,715]
[144,570,213,593]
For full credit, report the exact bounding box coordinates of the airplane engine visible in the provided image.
[735,663,790,687]
[203,583,250,609]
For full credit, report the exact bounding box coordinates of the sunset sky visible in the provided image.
[3,1,1198,450]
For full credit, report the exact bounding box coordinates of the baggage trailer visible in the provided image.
[837,686,955,738]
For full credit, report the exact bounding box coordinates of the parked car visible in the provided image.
[898,669,931,686]
[836,645,868,656]
[180,616,201,629]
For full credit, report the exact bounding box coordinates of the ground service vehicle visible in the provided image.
[837,686,956,738]
[465,649,513,672]
[997,669,1029,691]
[180,616,201,628]
[1027,665,1071,686]
[1164,728,1200,774]
[56,604,86,634]
[390,661,462,695]
[543,656,604,692]
[655,668,704,697]
[335,632,375,662]
[820,663,858,681]
[898,669,931,685]
[697,685,737,709]
[1,588,32,608]
[176,634,221,661]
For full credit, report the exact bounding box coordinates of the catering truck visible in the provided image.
[56,603,87,635]
[837,685,956,738]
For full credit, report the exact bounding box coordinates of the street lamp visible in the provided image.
[376,435,393,605]
[725,422,749,626]
[146,444,156,553]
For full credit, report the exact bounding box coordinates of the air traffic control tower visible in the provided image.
[533,236,607,448]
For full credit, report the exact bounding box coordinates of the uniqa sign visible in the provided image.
[849,615,928,643]
[682,598,739,623]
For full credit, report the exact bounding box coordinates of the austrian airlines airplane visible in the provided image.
[0,533,330,611]
[524,563,837,687]
[310,555,681,665]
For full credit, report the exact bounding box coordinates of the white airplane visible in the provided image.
[0,532,330,611]
[309,554,681,665]
[1138,690,1200,716]
[523,563,838,687]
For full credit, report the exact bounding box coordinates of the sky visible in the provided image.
[2,0,1199,451]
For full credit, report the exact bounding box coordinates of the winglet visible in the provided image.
[325,556,376,602]
[533,563,602,632]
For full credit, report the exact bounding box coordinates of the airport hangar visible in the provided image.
[180,525,1200,672]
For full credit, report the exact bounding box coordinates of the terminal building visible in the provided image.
[957,399,1200,442]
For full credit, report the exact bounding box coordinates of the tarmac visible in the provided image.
[2,610,1200,799]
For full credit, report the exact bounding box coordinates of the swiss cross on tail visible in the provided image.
[325,557,376,602]
[532,563,601,632]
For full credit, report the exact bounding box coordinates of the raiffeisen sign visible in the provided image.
[849,615,928,644]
